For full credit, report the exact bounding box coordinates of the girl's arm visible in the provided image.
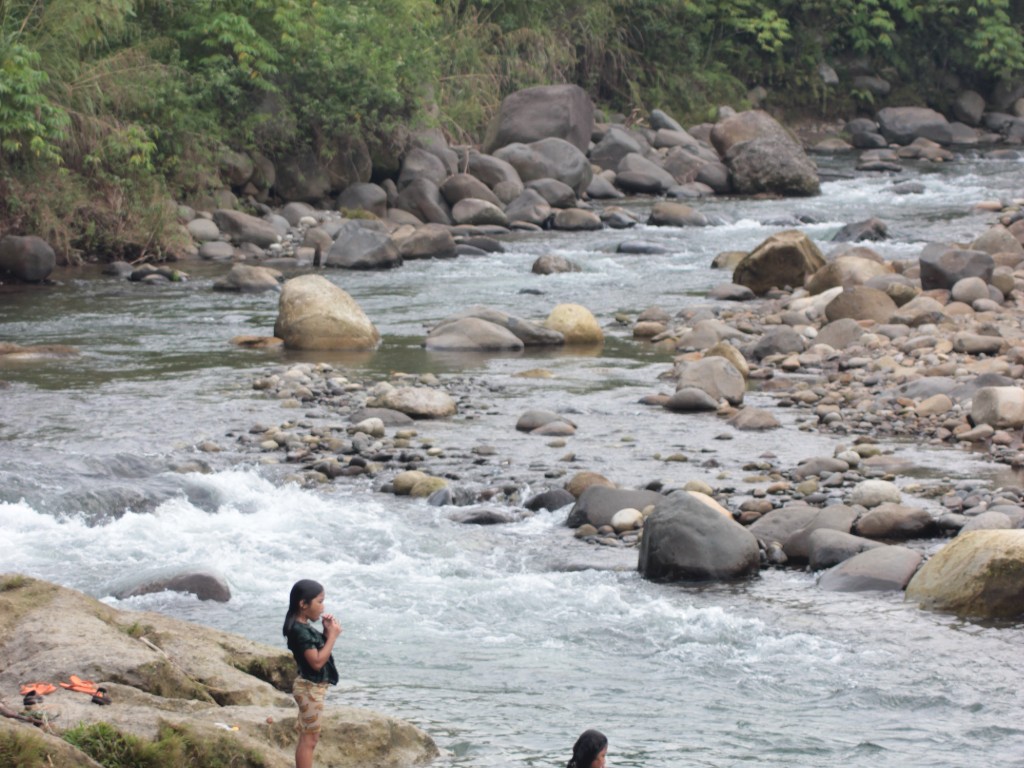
[302,615,342,671]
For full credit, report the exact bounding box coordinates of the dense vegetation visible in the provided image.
[1,0,1023,260]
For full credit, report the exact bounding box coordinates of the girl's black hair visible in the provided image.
[282,579,324,636]
[567,729,607,768]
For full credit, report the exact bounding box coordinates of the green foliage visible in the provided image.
[0,728,47,768]
[0,573,30,591]
[62,721,269,768]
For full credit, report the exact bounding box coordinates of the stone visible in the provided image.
[853,503,937,540]
[733,230,826,296]
[675,357,745,406]
[565,471,616,498]
[210,210,277,248]
[544,303,603,345]
[806,255,893,294]
[109,567,231,602]
[876,106,952,145]
[824,285,897,324]
[525,488,576,512]
[567,486,663,528]
[212,264,282,293]
[0,234,56,282]
[818,545,923,591]
[424,317,525,352]
[337,183,388,218]
[274,274,380,350]
[638,492,761,582]
[784,504,859,562]
[807,529,885,571]
[325,221,401,269]
[971,386,1024,429]
[905,530,1024,619]
[748,504,819,547]
[727,407,780,430]
[848,479,901,508]
[610,507,644,533]
[374,387,457,419]
[648,201,709,227]
[484,84,594,154]
[919,246,994,290]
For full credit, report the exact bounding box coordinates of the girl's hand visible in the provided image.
[323,613,343,638]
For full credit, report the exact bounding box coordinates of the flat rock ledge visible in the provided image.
[0,575,438,768]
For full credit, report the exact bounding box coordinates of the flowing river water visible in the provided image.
[2,153,1024,766]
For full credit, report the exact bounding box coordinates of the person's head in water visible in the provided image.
[567,729,607,768]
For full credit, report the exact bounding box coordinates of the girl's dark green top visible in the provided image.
[286,621,339,685]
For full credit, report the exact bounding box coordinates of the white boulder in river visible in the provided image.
[274,274,380,350]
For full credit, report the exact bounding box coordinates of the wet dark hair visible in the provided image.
[567,729,607,768]
[282,579,324,636]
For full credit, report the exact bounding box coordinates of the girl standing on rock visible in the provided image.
[283,579,341,768]
[567,729,608,768]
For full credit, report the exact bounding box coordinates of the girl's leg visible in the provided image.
[295,731,319,768]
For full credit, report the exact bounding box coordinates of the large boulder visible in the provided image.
[566,486,665,529]
[273,148,332,202]
[0,234,56,282]
[784,504,859,562]
[211,210,280,248]
[905,530,1024,619]
[971,386,1024,429]
[725,136,820,196]
[638,492,761,582]
[674,357,745,405]
[711,110,819,196]
[543,303,603,344]
[325,221,401,269]
[818,545,923,591]
[919,246,994,290]
[274,274,380,350]
[483,84,594,154]
[394,178,453,225]
[733,230,826,295]
[212,263,282,293]
[590,127,644,171]
[747,504,820,547]
[372,386,457,419]
[808,529,884,571]
[424,317,525,351]
[806,255,893,294]
[449,306,564,346]
[493,138,592,197]
[824,285,897,324]
[108,567,231,602]
[337,182,388,218]
[876,106,953,145]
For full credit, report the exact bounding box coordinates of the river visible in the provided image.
[2,152,1024,766]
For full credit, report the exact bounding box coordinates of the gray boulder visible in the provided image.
[0,234,56,282]
[337,182,388,218]
[109,567,231,602]
[853,503,937,540]
[212,263,282,293]
[818,545,922,591]
[824,285,897,324]
[919,246,994,290]
[484,84,594,153]
[441,173,502,207]
[590,127,643,171]
[424,317,525,351]
[273,148,332,202]
[808,529,884,571]
[638,492,761,582]
[675,357,745,405]
[566,486,664,529]
[395,177,453,225]
[325,221,401,269]
[494,138,593,196]
[876,106,953,145]
[395,224,456,260]
[397,147,449,190]
[784,504,859,562]
[211,210,280,248]
[747,504,820,547]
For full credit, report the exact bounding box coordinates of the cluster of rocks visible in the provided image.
[200,197,1024,621]
[0,576,437,767]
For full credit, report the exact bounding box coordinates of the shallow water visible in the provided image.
[2,151,1024,766]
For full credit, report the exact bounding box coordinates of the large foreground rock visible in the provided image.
[0,575,438,768]
[638,492,760,582]
[905,530,1024,619]
[274,274,381,350]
